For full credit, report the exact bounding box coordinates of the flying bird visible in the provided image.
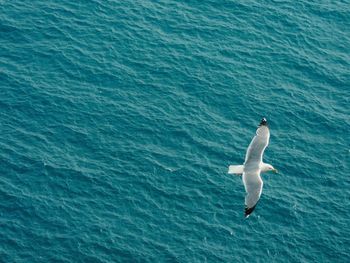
[228,118,277,218]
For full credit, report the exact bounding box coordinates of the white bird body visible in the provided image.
[228,118,277,217]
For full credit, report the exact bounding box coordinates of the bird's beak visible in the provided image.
[273,169,278,174]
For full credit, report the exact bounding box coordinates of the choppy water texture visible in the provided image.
[1,0,349,262]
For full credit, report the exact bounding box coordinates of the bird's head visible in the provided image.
[264,164,278,173]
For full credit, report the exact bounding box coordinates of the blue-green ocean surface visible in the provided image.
[0,0,349,262]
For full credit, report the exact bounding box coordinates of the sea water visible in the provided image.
[0,0,349,262]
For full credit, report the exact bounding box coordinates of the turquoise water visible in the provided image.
[1,0,349,262]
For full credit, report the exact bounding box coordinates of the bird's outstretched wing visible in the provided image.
[243,170,263,217]
[242,118,269,217]
[244,118,270,167]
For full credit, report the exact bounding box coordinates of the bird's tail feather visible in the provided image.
[228,165,244,175]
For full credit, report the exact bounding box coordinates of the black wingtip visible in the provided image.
[259,117,268,126]
[245,205,257,218]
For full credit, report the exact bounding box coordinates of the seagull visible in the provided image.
[228,118,277,218]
